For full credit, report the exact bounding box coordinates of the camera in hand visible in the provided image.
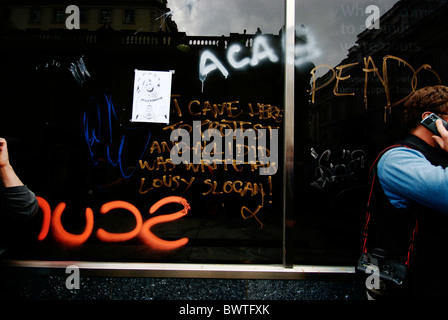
[357,248,407,286]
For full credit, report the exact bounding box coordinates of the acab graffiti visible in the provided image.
[36,195,190,251]
[199,35,280,92]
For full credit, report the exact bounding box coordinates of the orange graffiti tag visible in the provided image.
[36,196,51,241]
[96,201,143,242]
[139,196,191,251]
[36,196,191,251]
[51,202,94,246]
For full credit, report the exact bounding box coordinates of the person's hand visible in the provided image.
[432,119,448,152]
[0,138,23,187]
[0,137,10,168]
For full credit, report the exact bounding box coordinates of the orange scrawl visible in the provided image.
[51,202,94,246]
[36,196,51,241]
[96,201,143,242]
[139,196,190,251]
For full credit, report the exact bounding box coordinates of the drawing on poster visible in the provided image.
[132,70,172,123]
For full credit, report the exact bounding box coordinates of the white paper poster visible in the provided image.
[132,70,172,123]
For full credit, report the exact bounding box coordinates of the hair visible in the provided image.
[403,85,448,131]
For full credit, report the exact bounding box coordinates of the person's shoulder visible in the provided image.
[380,146,426,163]
[377,146,428,175]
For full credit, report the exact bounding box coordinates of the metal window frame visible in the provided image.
[283,0,295,270]
[3,260,354,279]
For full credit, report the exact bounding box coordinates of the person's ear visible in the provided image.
[422,111,433,120]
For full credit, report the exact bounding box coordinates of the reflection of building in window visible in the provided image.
[53,9,64,23]
[80,9,87,24]
[100,8,112,24]
[30,8,41,23]
[124,9,135,24]
[309,0,448,145]
[2,0,178,33]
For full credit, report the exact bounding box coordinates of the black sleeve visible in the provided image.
[0,180,39,219]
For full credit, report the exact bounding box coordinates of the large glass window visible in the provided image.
[292,0,447,266]
[0,0,286,265]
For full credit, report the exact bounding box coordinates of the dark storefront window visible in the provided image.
[30,8,41,23]
[0,0,286,265]
[291,0,448,266]
[0,0,447,271]
[100,8,112,23]
[80,9,87,24]
[53,9,64,23]
[124,9,135,24]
